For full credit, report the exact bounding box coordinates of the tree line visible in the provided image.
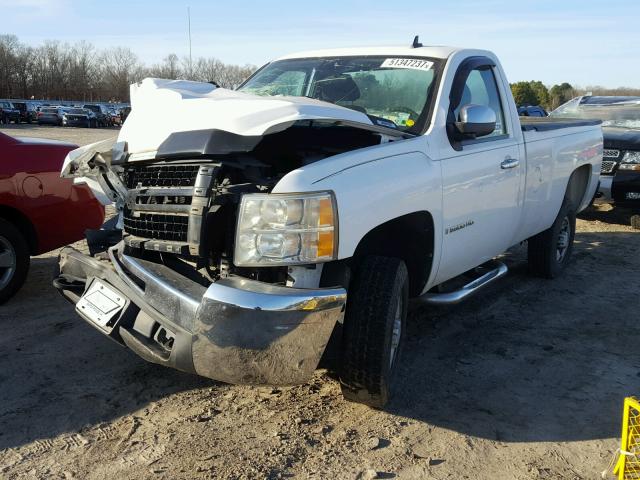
[0,34,257,102]
[3,34,638,108]
[510,80,640,111]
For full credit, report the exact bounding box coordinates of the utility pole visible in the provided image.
[187,6,193,78]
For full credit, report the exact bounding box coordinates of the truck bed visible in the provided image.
[520,117,601,132]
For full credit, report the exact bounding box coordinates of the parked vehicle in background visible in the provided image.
[120,106,132,123]
[0,101,21,124]
[518,105,547,117]
[12,101,38,123]
[37,106,65,126]
[56,47,601,407]
[0,132,104,303]
[551,96,640,209]
[84,109,99,128]
[62,108,91,128]
[83,104,110,127]
[107,107,122,126]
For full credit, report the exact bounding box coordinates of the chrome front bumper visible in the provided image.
[55,244,346,385]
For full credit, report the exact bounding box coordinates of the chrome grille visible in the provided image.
[601,160,617,174]
[603,149,621,159]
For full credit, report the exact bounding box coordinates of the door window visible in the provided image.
[455,68,507,137]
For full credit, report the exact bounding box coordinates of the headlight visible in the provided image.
[234,192,337,266]
[620,151,640,171]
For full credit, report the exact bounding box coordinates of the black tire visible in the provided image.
[631,215,640,230]
[339,255,409,408]
[0,219,30,304]
[528,198,576,278]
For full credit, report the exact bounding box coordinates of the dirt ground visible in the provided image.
[1,125,639,480]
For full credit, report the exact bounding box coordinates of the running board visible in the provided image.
[419,260,508,305]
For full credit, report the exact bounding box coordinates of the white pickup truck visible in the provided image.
[56,43,602,407]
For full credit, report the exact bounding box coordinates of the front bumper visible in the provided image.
[612,169,640,204]
[54,244,346,385]
[63,119,89,127]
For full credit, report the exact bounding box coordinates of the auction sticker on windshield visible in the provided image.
[381,58,433,71]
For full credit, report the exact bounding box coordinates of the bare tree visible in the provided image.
[99,47,144,101]
[0,35,257,101]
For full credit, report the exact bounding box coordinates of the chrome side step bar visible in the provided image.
[419,260,508,305]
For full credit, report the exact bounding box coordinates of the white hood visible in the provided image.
[119,78,374,156]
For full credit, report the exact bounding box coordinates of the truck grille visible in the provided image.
[123,211,189,242]
[601,160,617,175]
[603,149,621,159]
[122,164,201,188]
[120,163,217,254]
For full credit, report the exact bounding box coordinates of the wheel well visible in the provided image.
[565,164,592,209]
[352,211,434,297]
[0,206,38,254]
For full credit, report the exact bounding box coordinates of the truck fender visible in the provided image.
[274,151,444,294]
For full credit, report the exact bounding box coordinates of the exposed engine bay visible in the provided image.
[71,120,401,286]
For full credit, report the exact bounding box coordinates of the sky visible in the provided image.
[2,0,639,88]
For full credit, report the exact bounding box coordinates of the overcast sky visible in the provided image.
[2,0,638,88]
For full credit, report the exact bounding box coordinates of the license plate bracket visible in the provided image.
[76,279,127,332]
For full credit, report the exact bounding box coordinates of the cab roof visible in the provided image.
[275,45,463,61]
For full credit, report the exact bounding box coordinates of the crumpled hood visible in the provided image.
[119,78,373,155]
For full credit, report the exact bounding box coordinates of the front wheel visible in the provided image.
[0,219,30,304]
[339,255,408,408]
[528,198,576,278]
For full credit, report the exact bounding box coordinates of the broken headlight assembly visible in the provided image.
[234,192,337,266]
[619,151,640,171]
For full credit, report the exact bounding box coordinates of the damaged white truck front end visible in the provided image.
[56,77,411,388]
[56,48,602,407]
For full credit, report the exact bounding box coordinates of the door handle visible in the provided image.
[501,158,519,169]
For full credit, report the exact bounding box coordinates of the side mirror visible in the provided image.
[455,104,496,138]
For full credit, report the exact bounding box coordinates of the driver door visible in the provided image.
[435,65,523,284]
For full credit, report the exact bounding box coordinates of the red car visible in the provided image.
[0,132,105,303]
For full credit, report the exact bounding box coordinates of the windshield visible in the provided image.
[550,96,640,129]
[67,109,86,114]
[238,56,441,132]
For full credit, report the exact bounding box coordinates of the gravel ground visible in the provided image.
[1,125,639,480]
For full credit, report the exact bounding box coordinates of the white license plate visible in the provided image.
[76,280,126,329]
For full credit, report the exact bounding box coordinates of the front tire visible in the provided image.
[0,219,30,304]
[528,198,576,278]
[339,255,408,408]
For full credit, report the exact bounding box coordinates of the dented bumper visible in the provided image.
[54,244,346,385]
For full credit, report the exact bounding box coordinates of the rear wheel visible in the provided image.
[0,219,30,304]
[339,255,408,408]
[528,198,576,278]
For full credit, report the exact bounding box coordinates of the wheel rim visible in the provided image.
[389,298,403,368]
[556,216,571,262]
[0,235,17,290]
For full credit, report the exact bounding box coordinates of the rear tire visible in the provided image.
[339,255,408,408]
[0,219,30,304]
[528,198,576,278]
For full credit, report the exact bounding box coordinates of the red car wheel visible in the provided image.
[0,219,30,304]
